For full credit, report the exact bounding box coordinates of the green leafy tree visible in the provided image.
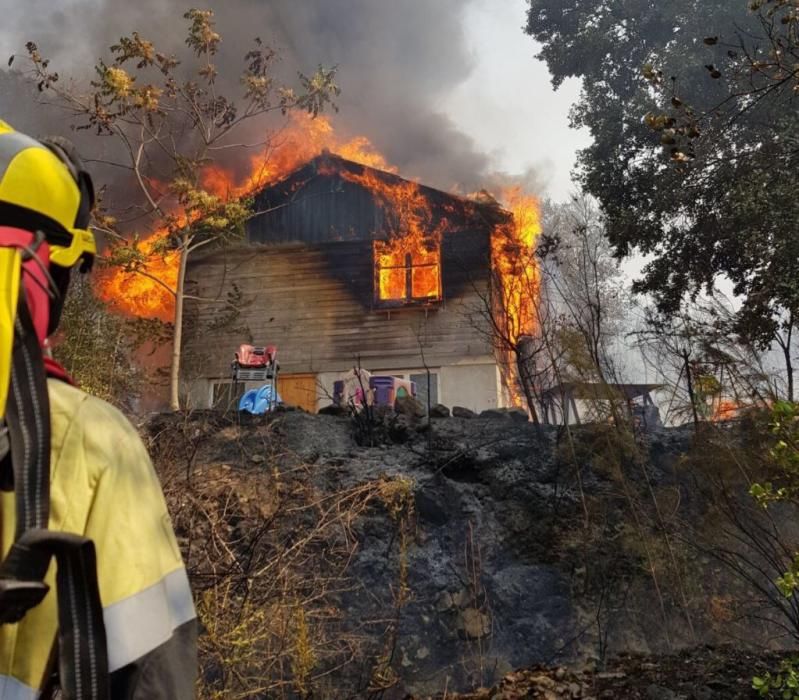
[752,657,799,699]
[525,0,799,398]
[52,274,144,410]
[19,9,339,409]
[750,400,799,698]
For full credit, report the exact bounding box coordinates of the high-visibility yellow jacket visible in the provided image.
[0,379,197,698]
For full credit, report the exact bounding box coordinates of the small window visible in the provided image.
[212,381,236,409]
[375,243,441,305]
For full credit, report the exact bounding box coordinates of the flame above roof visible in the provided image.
[246,151,509,246]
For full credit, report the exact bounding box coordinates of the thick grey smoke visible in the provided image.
[0,0,496,192]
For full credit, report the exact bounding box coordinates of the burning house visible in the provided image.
[181,151,538,413]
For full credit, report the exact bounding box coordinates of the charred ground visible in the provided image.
[143,406,798,698]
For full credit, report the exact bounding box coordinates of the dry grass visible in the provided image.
[146,412,416,699]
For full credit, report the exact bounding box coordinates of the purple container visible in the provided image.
[369,376,393,407]
[370,376,417,407]
[333,380,344,406]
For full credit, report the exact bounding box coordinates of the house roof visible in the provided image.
[246,151,509,246]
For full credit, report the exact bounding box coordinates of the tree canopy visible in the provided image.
[526,0,799,354]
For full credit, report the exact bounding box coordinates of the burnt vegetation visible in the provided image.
[139,399,799,698]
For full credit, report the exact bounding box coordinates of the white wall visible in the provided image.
[191,359,503,412]
[440,361,502,413]
[316,360,501,413]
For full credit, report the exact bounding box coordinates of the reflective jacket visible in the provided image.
[0,379,197,698]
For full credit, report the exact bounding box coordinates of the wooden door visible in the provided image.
[277,373,318,412]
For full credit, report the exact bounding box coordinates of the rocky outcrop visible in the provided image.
[395,395,427,419]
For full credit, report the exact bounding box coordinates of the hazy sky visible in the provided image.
[444,0,591,200]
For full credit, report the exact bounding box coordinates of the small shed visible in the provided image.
[540,382,662,428]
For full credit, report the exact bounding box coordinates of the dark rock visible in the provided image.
[646,684,684,700]
[395,395,426,419]
[147,407,796,698]
[429,403,451,418]
[388,413,413,442]
[415,490,450,526]
[507,408,529,423]
[435,591,455,613]
[478,407,530,422]
[318,403,347,416]
[480,408,511,420]
[452,406,477,419]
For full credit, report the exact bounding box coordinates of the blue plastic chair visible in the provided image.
[238,384,282,414]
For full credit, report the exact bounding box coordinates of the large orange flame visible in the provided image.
[490,187,542,408]
[97,229,179,322]
[96,112,393,318]
[339,169,444,303]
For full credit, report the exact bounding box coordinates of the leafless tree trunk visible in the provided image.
[170,248,189,410]
[775,313,795,402]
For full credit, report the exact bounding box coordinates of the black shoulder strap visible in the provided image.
[0,292,109,700]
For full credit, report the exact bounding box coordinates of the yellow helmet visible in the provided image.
[0,120,96,268]
[0,120,96,419]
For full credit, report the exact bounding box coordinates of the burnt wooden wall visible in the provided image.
[249,174,388,244]
[247,154,508,247]
[183,239,494,379]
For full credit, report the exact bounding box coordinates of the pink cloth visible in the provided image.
[0,226,75,383]
[0,226,51,344]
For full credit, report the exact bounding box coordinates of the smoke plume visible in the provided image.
[0,0,497,192]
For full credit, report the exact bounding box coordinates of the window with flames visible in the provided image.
[374,240,441,305]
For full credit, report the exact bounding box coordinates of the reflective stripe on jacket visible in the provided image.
[0,379,196,697]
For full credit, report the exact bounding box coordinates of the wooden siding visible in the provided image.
[183,242,495,379]
[249,174,388,244]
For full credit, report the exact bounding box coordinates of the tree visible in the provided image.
[19,9,339,409]
[51,274,151,411]
[467,190,549,425]
[541,195,627,388]
[525,0,799,398]
[468,193,627,427]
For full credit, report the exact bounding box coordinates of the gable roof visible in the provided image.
[246,151,509,246]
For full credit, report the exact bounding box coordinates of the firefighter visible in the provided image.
[0,121,196,698]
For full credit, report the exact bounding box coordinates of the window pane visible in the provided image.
[410,372,438,409]
[379,267,407,300]
[410,248,438,266]
[212,382,234,409]
[411,264,439,299]
[374,241,441,304]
